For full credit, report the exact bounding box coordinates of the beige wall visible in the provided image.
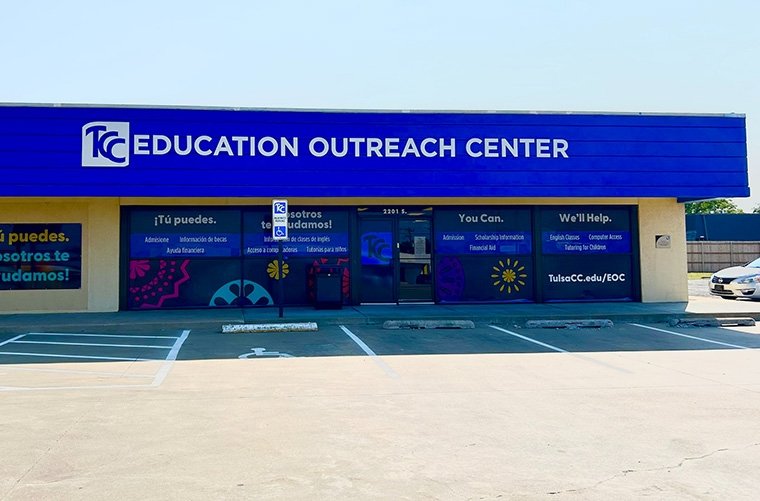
[120,196,639,206]
[0,196,687,313]
[0,198,120,313]
[637,198,688,302]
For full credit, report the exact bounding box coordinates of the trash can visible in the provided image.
[314,267,344,309]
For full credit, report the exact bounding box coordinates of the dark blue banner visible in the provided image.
[130,232,242,258]
[541,231,631,254]
[436,231,532,255]
[244,233,349,256]
[243,209,349,257]
[129,209,242,258]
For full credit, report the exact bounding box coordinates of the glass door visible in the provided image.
[357,208,434,304]
[359,218,395,303]
[398,217,432,302]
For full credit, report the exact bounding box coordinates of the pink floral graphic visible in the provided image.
[128,259,191,309]
[129,260,151,280]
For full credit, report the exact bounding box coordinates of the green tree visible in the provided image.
[684,199,743,214]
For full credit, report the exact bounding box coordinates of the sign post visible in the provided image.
[272,199,289,318]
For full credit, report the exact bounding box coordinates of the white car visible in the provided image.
[709,258,760,300]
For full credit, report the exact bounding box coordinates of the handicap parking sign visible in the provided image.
[272,199,289,241]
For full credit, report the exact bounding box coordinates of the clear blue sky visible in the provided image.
[2,1,758,209]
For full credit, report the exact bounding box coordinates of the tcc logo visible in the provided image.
[362,234,391,264]
[273,202,287,214]
[81,122,130,167]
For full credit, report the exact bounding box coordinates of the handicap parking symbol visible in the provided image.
[274,225,287,238]
[239,347,294,359]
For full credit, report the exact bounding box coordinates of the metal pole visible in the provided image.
[278,240,284,318]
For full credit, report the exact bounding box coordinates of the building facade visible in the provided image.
[0,105,749,312]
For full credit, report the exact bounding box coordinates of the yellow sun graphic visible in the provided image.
[267,259,289,280]
[490,257,527,294]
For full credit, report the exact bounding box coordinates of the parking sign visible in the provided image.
[272,199,288,241]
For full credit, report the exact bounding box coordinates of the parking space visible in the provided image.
[490,322,760,354]
[0,332,181,363]
[0,328,189,391]
[345,324,558,356]
[629,323,760,349]
[177,324,366,360]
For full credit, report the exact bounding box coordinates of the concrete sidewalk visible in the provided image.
[3,348,760,500]
[1,295,760,328]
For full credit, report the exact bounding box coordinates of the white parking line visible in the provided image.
[13,340,173,349]
[630,323,752,349]
[25,332,180,339]
[0,333,168,361]
[0,334,26,348]
[339,325,398,379]
[151,329,191,387]
[489,325,568,352]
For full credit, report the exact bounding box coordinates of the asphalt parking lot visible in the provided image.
[2,320,760,382]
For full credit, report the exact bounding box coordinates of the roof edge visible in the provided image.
[0,102,747,118]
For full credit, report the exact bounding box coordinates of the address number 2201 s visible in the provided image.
[382,208,407,215]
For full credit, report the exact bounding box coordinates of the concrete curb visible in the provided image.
[525,319,613,329]
[221,322,318,333]
[718,317,756,326]
[383,320,475,329]
[668,317,755,328]
[3,306,760,329]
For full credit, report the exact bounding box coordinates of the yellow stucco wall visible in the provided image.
[637,198,688,302]
[0,196,687,312]
[0,198,120,313]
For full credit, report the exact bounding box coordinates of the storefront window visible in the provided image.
[126,207,350,309]
[434,208,534,303]
[243,209,350,306]
[539,207,634,301]
[127,209,242,308]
